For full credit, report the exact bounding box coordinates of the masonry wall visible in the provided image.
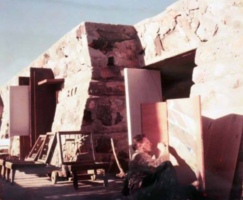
[134,0,243,192]
[134,0,243,114]
[0,0,243,176]
[0,22,142,169]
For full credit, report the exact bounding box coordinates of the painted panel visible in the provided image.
[57,131,95,165]
[202,114,243,200]
[124,68,162,156]
[25,135,46,161]
[167,96,204,189]
[38,132,57,164]
[10,86,30,136]
[141,102,168,157]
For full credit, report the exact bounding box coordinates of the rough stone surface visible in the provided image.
[135,0,243,66]
[191,34,243,119]
[195,34,243,65]
[0,0,243,185]
[0,22,140,165]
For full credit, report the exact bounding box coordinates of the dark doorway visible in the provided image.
[145,49,196,101]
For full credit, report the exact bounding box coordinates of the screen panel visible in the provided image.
[202,114,243,200]
[167,96,204,189]
[10,86,30,136]
[124,68,162,157]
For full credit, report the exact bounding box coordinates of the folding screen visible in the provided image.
[124,68,162,157]
[141,96,204,190]
[141,96,242,199]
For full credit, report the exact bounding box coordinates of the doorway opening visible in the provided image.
[145,49,196,101]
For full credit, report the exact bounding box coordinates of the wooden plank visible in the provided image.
[38,78,64,86]
[202,114,243,200]
[167,96,204,190]
[19,76,31,160]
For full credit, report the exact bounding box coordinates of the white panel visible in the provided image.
[124,68,162,157]
[10,86,30,136]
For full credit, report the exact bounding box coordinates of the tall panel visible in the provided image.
[124,68,162,157]
[30,68,56,146]
[18,76,31,160]
[10,86,30,136]
[202,115,243,200]
[167,96,204,190]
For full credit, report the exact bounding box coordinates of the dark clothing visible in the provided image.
[128,151,170,194]
[122,151,205,200]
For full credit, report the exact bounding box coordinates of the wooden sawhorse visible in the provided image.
[5,160,46,184]
[66,162,110,190]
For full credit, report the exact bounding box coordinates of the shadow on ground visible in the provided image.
[0,171,127,200]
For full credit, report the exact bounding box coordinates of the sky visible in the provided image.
[0,0,176,86]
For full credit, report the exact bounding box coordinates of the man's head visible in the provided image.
[132,134,152,153]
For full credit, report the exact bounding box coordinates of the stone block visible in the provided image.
[88,81,125,96]
[191,86,243,119]
[193,57,243,83]
[195,33,243,65]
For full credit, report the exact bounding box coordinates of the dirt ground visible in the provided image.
[0,170,127,200]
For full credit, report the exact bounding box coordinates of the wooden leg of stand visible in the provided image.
[6,168,10,182]
[11,169,16,184]
[72,171,78,190]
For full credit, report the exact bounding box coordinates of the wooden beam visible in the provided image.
[38,78,64,86]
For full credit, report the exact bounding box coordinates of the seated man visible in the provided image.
[123,134,205,200]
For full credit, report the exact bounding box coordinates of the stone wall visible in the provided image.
[135,0,242,67]
[77,23,143,164]
[0,22,142,170]
[0,0,243,177]
[134,0,243,193]
[191,34,243,118]
[135,0,243,119]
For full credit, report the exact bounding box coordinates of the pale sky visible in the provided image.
[0,0,176,85]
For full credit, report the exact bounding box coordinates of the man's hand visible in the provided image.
[157,142,167,155]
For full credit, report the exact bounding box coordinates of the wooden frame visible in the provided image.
[57,131,95,164]
[38,132,57,163]
[25,135,46,161]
